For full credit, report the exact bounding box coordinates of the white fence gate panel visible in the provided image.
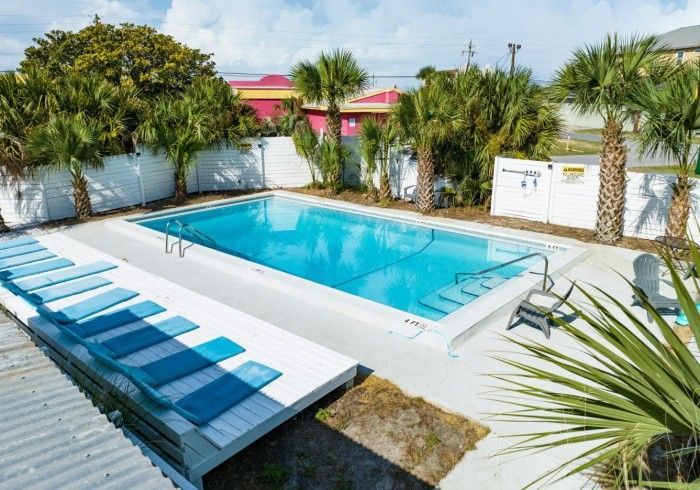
[491,157,552,222]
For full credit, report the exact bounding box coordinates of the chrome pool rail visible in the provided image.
[165,219,216,258]
[454,252,551,291]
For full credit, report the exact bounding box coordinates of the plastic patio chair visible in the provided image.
[506,281,575,339]
[632,253,679,322]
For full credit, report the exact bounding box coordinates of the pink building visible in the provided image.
[228,75,296,120]
[228,75,400,136]
[302,87,401,136]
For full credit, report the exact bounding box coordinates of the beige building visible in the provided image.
[658,25,700,64]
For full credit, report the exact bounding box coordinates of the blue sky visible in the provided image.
[1,0,699,87]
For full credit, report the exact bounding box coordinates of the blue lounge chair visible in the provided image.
[0,250,55,270]
[99,316,199,358]
[0,258,75,282]
[25,276,112,305]
[12,261,116,292]
[0,243,45,260]
[40,287,139,324]
[0,236,37,250]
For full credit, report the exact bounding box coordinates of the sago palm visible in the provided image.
[391,85,462,212]
[358,116,382,197]
[552,34,669,244]
[496,254,700,487]
[636,61,700,238]
[291,123,319,184]
[27,114,103,219]
[290,49,369,188]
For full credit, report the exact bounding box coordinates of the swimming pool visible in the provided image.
[135,196,552,321]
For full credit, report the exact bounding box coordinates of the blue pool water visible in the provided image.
[136,197,551,320]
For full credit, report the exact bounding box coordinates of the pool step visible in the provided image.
[419,274,508,315]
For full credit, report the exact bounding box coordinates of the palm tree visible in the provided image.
[139,96,214,202]
[391,85,462,212]
[552,34,668,243]
[636,62,700,238]
[317,137,350,186]
[0,69,56,230]
[290,49,369,188]
[139,78,254,202]
[291,123,319,184]
[358,117,382,197]
[27,114,103,219]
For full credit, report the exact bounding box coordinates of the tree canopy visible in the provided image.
[20,18,216,98]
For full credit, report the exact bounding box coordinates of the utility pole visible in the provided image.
[508,42,521,76]
[462,39,476,69]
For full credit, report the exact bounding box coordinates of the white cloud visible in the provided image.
[1,0,700,85]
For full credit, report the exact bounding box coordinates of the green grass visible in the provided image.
[627,165,700,177]
[551,138,602,155]
[575,128,700,143]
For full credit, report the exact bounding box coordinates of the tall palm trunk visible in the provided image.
[326,103,342,188]
[0,209,10,233]
[174,171,188,203]
[72,172,92,220]
[595,118,627,243]
[379,167,392,201]
[416,147,435,212]
[665,174,691,238]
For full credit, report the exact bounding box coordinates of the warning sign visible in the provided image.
[562,164,585,184]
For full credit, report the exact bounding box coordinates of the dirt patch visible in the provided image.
[291,187,658,254]
[204,375,489,490]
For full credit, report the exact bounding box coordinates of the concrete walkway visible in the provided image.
[0,312,174,489]
[57,209,679,488]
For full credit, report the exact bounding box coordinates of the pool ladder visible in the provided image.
[164,219,216,258]
[454,252,551,291]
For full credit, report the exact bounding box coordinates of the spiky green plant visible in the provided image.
[317,137,350,187]
[495,252,700,487]
[358,116,382,197]
[291,124,319,184]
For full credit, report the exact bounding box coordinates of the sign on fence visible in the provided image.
[561,164,585,184]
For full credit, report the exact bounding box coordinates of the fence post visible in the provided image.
[490,157,500,216]
[195,162,201,194]
[136,152,146,206]
[545,162,557,224]
[39,178,50,222]
[259,138,266,189]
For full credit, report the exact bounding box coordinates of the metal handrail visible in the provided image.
[454,252,550,291]
[165,219,216,258]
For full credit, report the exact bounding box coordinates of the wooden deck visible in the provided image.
[0,232,358,488]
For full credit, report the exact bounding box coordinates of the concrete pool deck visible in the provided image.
[47,204,684,488]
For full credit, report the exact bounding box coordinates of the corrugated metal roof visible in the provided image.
[0,315,174,489]
[658,25,700,50]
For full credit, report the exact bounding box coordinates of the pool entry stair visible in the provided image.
[420,252,551,317]
[419,274,508,315]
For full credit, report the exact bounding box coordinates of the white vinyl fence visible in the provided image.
[0,137,419,227]
[491,156,698,240]
[0,137,314,227]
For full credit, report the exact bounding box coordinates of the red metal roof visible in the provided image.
[228,74,294,88]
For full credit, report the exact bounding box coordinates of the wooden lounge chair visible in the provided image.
[506,282,575,338]
[632,253,679,322]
